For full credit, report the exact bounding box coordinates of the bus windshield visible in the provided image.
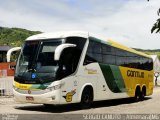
[15,39,63,84]
[15,37,87,84]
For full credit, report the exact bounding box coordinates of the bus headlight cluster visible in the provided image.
[47,82,65,91]
[53,84,62,90]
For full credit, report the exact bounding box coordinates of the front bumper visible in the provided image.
[13,89,61,105]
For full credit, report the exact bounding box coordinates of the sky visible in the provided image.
[0,0,160,49]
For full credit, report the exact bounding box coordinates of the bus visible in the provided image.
[13,31,154,108]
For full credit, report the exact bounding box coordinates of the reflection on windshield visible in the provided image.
[17,41,39,74]
[15,40,62,84]
[15,37,86,84]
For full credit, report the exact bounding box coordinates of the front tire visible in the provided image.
[80,88,93,109]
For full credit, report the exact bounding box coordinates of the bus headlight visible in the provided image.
[53,84,62,90]
[47,82,65,91]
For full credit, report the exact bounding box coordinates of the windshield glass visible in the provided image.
[15,39,63,84]
[15,37,87,84]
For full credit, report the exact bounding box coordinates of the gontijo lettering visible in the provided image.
[127,70,144,78]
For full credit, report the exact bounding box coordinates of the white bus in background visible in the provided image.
[13,31,154,108]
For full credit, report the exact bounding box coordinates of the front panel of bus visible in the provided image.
[13,37,87,104]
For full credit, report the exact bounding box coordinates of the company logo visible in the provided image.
[63,89,76,102]
[31,73,36,79]
[127,70,144,78]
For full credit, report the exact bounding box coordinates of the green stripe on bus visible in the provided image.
[31,82,51,89]
[110,65,126,92]
[99,63,126,93]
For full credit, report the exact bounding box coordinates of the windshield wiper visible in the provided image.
[26,68,36,72]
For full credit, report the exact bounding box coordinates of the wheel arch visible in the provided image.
[141,85,146,96]
[135,85,141,96]
[77,83,94,102]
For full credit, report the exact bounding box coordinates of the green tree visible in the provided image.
[151,8,160,33]
[148,0,160,33]
[0,27,41,46]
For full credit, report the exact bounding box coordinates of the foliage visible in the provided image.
[148,0,160,33]
[0,26,41,47]
[144,51,160,59]
[151,12,160,33]
[134,48,160,59]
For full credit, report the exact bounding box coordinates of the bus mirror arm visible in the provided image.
[54,44,76,61]
[7,47,21,62]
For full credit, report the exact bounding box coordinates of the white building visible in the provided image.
[150,55,160,85]
[150,55,160,72]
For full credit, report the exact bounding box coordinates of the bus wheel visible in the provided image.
[140,87,146,101]
[134,87,141,102]
[80,87,93,109]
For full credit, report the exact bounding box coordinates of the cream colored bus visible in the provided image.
[13,31,154,108]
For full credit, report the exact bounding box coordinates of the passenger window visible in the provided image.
[84,40,102,65]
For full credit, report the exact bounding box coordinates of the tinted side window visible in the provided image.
[83,38,153,71]
[102,44,116,65]
[84,40,102,65]
[115,48,127,66]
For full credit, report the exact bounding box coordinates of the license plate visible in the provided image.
[26,96,34,101]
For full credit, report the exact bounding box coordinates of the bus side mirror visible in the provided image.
[54,44,76,61]
[7,47,21,62]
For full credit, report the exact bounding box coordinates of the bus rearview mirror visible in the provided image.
[7,47,21,62]
[54,44,76,61]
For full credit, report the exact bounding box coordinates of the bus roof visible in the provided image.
[26,31,89,41]
[26,31,150,58]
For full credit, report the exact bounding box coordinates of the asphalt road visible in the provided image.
[0,87,160,120]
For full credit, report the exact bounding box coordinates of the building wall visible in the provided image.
[0,62,15,76]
